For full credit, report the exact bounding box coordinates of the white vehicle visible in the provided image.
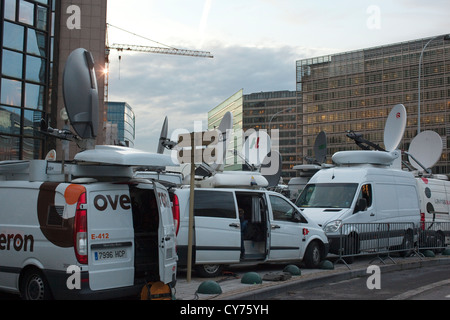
[416,176,450,247]
[172,185,329,277]
[0,147,178,300]
[295,151,421,256]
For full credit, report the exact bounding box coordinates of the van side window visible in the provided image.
[358,184,372,208]
[194,190,236,219]
[270,195,305,222]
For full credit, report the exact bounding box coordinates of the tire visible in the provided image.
[20,269,53,300]
[303,241,322,269]
[399,231,414,257]
[194,264,224,278]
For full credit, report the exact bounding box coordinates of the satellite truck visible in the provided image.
[295,105,423,257]
[0,49,178,300]
[145,113,329,278]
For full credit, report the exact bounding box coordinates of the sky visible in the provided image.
[106,0,450,153]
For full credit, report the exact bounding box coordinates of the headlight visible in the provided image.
[324,220,342,234]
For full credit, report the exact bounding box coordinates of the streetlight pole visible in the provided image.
[268,107,293,132]
[418,34,450,133]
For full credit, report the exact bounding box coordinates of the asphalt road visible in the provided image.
[270,263,450,300]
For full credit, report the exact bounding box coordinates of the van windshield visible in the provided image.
[296,183,358,209]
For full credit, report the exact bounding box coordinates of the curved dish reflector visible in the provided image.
[63,48,99,139]
[408,130,443,171]
[383,104,406,151]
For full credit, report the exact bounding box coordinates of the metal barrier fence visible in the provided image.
[333,222,450,269]
[419,221,450,252]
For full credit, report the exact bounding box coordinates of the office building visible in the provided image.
[0,0,107,161]
[106,101,135,147]
[242,90,297,180]
[297,34,450,173]
[209,89,297,179]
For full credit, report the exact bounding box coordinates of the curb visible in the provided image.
[214,257,450,300]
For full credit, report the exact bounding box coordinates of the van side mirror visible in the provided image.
[354,198,368,213]
[291,211,305,223]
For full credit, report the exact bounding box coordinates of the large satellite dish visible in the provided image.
[63,48,99,140]
[383,104,407,152]
[408,130,443,171]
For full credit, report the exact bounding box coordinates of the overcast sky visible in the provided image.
[106,0,450,153]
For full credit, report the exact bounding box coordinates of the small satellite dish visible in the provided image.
[313,131,327,164]
[157,116,169,154]
[408,130,443,171]
[261,150,282,187]
[63,48,99,140]
[242,130,271,166]
[45,150,57,161]
[212,111,233,170]
[383,104,407,152]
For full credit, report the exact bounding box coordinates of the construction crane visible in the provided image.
[109,43,214,59]
[104,24,214,103]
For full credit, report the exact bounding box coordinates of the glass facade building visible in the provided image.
[107,101,135,147]
[0,0,107,161]
[297,35,450,174]
[1,0,54,160]
[243,91,297,179]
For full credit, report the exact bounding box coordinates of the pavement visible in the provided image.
[173,253,450,300]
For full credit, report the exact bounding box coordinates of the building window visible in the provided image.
[0,0,53,160]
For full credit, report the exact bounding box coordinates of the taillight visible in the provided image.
[420,212,425,231]
[74,192,88,264]
[172,194,180,235]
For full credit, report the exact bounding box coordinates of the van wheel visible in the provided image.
[399,231,414,257]
[304,241,322,268]
[20,269,52,300]
[195,264,223,278]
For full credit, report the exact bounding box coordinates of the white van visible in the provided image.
[171,187,329,277]
[295,151,421,257]
[415,176,450,248]
[0,147,177,300]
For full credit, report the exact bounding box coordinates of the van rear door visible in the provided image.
[153,181,177,284]
[88,185,134,291]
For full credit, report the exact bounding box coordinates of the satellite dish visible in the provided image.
[261,150,282,187]
[157,116,169,154]
[242,130,271,166]
[408,131,443,171]
[313,131,327,164]
[63,48,99,140]
[383,104,406,152]
[212,111,233,170]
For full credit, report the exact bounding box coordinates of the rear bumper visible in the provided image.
[44,270,176,300]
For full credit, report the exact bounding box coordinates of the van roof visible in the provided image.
[310,165,415,184]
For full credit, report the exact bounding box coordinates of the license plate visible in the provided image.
[94,249,127,261]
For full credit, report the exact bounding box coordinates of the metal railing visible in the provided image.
[333,222,450,269]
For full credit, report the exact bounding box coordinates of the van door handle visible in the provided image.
[162,236,171,242]
[271,224,281,230]
[229,223,240,228]
[369,213,375,217]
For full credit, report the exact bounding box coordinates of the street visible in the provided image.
[270,263,450,300]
